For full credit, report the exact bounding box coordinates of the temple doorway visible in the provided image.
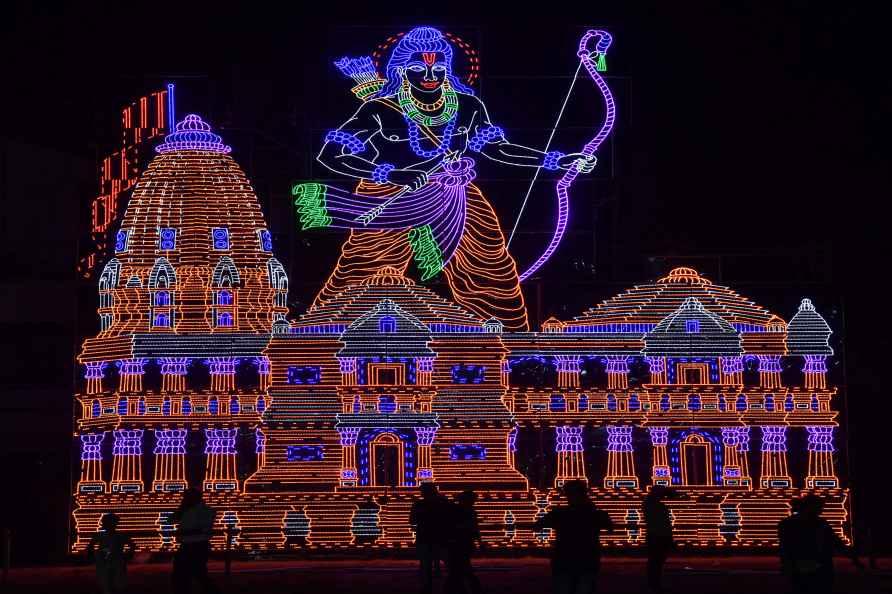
[680,433,713,485]
[371,433,404,487]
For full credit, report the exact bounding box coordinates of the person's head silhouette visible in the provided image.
[420,482,439,500]
[100,512,120,531]
[457,489,477,508]
[799,494,824,517]
[562,480,589,506]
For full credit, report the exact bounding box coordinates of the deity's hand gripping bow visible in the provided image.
[514,30,615,282]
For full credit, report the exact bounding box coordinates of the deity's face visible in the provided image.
[403,52,448,94]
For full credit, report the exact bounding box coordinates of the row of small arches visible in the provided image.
[90,395,267,418]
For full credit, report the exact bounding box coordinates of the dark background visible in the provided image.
[0,2,886,563]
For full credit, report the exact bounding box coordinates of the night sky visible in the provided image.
[0,3,886,562]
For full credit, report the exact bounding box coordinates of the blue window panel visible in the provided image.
[629,393,641,411]
[451,365,485,384]
[287,445,324,461]
[138,398,146,415]
[450,444,486,460]
[182,398,192,415]
[379,316,396,333]
[578,394,589,411]
[230,396,240,414]
[115,229,130,253]
[257,229,273,252]
[660,394,670,412]
[91,400,101,417]
[784,394,794,412]
[208,397,219,415]
[686,320,700,333]
[378,395,396,413]
[217,290,233,306]
[162,398,171,416]
[211,227,230,250]
[154,291,171,306]
[216,312,234,327]
[256,395,266,414]
[117,397,128,415]
[549,394,566,412]
[736,395,747,412]
[153,312,171,327]
[608,394,617,412]
[287,366,321,385]
[811,395,819,411]
[688,394,701,411]
[765,394,775,412]
[159,227,177,250]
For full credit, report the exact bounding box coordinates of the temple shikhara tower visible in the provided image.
[73,116,849,551]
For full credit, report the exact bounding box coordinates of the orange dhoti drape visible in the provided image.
[313,180,529,331]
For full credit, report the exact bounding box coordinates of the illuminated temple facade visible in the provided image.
[73,116,848,550]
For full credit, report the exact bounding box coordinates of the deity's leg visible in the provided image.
[313,228,413,307]
[442,185,529,331]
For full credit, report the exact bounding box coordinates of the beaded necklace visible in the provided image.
[405,116,456,158]
[398,78,458,127]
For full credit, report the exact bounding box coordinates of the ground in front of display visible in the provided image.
[4,555,890,593]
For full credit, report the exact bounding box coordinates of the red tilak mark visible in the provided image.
[422,52,437,66]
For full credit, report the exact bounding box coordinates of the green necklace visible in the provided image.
[397,78,458,127]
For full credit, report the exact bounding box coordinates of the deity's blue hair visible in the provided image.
[373,26,475,98]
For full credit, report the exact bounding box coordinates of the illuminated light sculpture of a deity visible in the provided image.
[294,26,613,331]
[71,26,849,553]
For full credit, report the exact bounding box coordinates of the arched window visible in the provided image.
[256,395,266,414]
[91,399,101,418]
[98,259,121,313]
[148,257,177,289]
[117,396,128,416]
[267,258,288,308]
[230,395,240,414]
[153,312,171,328]
[138,397,146,415]
[162,397,171,416]
[216,312,234,327]
[212,257,240,287]
[216,290,233,306]
[182,397,192,416]
[208,396,219,415]
[379,316,396,333]
[155,291,171,306]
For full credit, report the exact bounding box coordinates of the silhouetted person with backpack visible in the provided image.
[643,486,678,592]
[534,480,614,594]
[445,489,483,594]
[87,513,134,594]
[171,488,219,594]
[778,494,862,593]
[410,482,452,594]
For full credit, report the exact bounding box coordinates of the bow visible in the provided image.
[510,30,615,282]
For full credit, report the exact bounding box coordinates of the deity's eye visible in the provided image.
[407,64,426,73]
[432,65,447,73]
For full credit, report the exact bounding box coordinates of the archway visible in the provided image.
[370,433,404,487]
[680,433,713,486]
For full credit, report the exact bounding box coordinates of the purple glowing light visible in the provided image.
[555,425,584,453]
[156,114,232,154]
[112,430,143,456]
[760,426,787,453]
[607,425,633,453]
[81,433,104,461]
[204,429,237,455]
[807,426,834,453]
[518,30,615,281]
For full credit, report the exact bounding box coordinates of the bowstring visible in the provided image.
[506,59,584,249]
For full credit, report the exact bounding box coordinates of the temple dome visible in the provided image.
[786,298,833,355]
[657,267,713,285]
[296,266,485,329]
[643,297,742,357]
[92,114,287,336]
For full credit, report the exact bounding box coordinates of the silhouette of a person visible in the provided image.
[410,482,451,594]
[642,486,678,593]
[171,487,220,594]
[445,490,483,594]
[87,513,133,594]
[777,494,862,594]
[534,480,614,594]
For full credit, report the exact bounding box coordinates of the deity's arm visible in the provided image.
[469,97,548,168]
[316,101,383,180]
